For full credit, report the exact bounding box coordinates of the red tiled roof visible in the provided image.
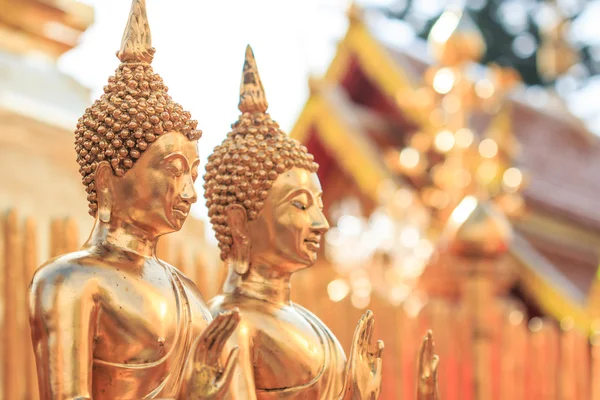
[377,41,600,232]
[511,103,600,231]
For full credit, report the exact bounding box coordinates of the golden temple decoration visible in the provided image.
[393,5,527,221]
[28,1,240,399]
[536,2,580,83]
[428,6,486,67]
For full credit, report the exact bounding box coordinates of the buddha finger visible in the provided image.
[358,313,370,348]
[426,334,435,364]
[417,339,427,372]
[364,312,375,350]
[196,312,230,360]
[431,355,439,374]
[215,346,240,389]
[204,311,238,362]
[374,341,384,375]
[350,314,366,354]
[420,332,432,359]
[427,337,435,363]
[210,310,240,354]
[376,340,384,359]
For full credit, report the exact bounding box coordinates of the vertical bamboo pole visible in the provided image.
[4,210,25,399]
[63,217,79,253]
[399,307,418,400]
[591,333,600,400]
[501,306,526,400]
[23,217,39,400]
[513,313,527,400]
[574,329,590,399]
[543,320,559,400]
[528,317,544,400]
[464,260,494,400]
[194,252,210,298]
[499,308,515,400]
[0,212,5,396]
[429,300,451,400]
[444,303,459,400]
[559,320,576,400]
[49,219,65,258]
[457,303,474,400]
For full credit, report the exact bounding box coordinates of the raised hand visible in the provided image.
[180,309,241,400]
[417,330,439,400]
[341,310,384,400]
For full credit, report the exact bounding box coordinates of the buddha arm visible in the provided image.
[28,268,99,400]
[337,369,354,400]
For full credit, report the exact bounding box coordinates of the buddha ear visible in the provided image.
[95,162,114,223]
[226,204,250,275]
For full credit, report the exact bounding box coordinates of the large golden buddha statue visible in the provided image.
[206,46,439,399]
[28,1,239,399]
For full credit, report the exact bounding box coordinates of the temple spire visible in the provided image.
[116,0,156,64]
[238,45,268,113]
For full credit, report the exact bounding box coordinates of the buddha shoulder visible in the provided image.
[29,252,104,317]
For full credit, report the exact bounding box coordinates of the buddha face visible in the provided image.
[247,167,330,272]
[103,131,199,236]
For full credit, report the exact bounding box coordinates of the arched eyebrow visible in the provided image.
[163,153,192,169]
[283,188,324,204]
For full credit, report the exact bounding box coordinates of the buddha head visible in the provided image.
[75,0,201,237]
[204,46,329,277]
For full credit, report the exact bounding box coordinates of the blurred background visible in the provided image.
[3,0,600,398]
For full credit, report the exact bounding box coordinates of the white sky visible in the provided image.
[58,0,365,219]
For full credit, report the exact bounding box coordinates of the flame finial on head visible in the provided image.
[116,0,156,64]
[238,45,268,113]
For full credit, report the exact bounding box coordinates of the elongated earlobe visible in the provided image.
[98,188,112,223]
[226,205,250,275]
[96,162,114,224]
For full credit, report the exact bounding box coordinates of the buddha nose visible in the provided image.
[181,175,197,204]
[310,207,330,233]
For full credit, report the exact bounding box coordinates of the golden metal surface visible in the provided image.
[206,45,439,399]
[417,331,439,400]
[27,1,239,399]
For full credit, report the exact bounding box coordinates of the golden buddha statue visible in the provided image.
[27,1,239,399]
[206,46,439,399]
[204,45,381,399]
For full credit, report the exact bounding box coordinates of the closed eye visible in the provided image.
[291,201,308,211]
[166,164,183,177]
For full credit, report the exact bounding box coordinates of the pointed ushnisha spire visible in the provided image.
[238,45,268,113]
[116,0,156,64]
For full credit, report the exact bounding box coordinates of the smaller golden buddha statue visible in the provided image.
[205,45,382,399]
[206,45,440,399]
[28,1,239,399]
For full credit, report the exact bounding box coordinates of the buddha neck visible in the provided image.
[237,263,292,306]
[85,217,157,259]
